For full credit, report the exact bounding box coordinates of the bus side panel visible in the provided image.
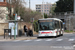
[38,30,58,37]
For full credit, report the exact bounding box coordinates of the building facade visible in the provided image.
[0,0,14,23]
[36,3,53,15]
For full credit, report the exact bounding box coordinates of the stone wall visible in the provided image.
[0,22,38,36]
[0,23,8,35]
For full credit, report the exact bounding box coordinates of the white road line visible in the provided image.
[35,39,42,41]
[46,39,53,41]
[73,45,75,47]
[13,40,21,42]
[56,39,63,41]
[24,40,32,42]
[69,39,75,41]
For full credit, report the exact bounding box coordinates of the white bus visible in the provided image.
[38,18,64,38]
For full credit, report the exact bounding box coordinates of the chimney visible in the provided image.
[4,0,6,2]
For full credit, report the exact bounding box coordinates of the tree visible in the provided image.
[44,13,48,18]
[6,0,42,22]
[49,4,56,15]
[54,0,74,12]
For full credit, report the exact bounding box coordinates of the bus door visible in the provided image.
[59,21,62,35]
[55,21,59,36]
[61,22,64,34]
[57,21,60,35]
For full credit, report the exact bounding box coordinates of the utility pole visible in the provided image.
[29,0,30,12]
[74,0,75,14]
[43,0,44,19]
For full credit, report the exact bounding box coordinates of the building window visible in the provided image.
[45,5,46,6]
[45,10,46,12]
[47,10,49,12]
[36,8,41,9]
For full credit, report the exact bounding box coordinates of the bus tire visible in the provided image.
[54,36,57,38]
[61,34,63,36]
[37,37,40,38]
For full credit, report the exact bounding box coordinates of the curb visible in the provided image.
[0,37,37,42]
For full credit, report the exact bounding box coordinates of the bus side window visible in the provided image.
[55,21,58,29]
[57,21,60,29]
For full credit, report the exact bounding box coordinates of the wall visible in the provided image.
[0,22,38,36]
[0,23,8,35]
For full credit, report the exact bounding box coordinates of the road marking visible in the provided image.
[24,40,32,42]
[69,39,75,41]
[13,40,21,42]
[35,39,42,41]
[56,39,63,41]
[46,39,53,41]
[73,45,75,47]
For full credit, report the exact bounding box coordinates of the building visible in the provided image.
[0,0,14,23]
[36,3,53,15]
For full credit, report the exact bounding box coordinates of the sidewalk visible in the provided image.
[64,32,75,34]
[0,36,37,41]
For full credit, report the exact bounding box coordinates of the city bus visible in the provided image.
[38,18,64,38]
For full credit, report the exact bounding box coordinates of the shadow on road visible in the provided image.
[37,36,60,39]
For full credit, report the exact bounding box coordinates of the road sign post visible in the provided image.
[14,13,17,39]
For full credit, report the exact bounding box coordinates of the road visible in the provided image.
[0,34,75,50]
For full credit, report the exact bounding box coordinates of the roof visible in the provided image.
[38,18,62,21]
[0,2,7,7]
[0,2,13,7]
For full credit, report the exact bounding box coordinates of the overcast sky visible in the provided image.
[25,0,58,10]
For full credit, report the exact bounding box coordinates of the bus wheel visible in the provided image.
[54,36,57,38]
[61,34,63,36]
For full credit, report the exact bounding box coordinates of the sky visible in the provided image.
[25,0,58,10]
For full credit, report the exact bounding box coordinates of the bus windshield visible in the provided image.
[39,22,55,30]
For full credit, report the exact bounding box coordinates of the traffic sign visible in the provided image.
[63,22,65,25]
[17,16,21,20]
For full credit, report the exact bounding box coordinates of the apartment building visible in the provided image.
[36,3,53,15]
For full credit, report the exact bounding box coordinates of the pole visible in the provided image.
[14,13,17,39]
[43,0,44,19]
[69,16,70,32]
[29,0,30,11]
[74,0,75,14]
[74,0,75,31]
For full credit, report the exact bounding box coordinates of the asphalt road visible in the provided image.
[0,33,75,50]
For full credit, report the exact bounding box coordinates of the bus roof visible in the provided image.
[38,18,62,22]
